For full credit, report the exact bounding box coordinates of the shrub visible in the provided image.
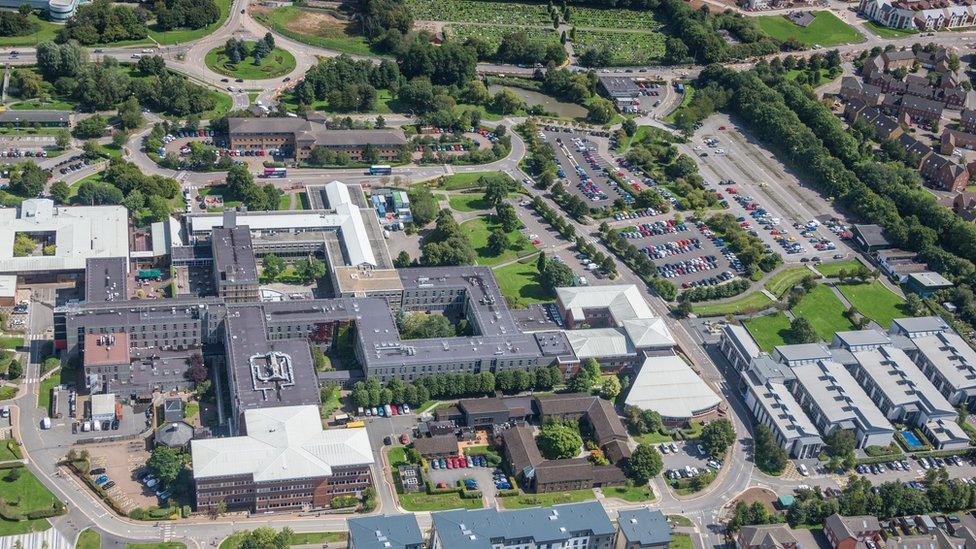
[331,495,359,509]
[128,508,146,520]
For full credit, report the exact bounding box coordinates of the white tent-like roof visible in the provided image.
[191,405,374,482]
[625,355,721,420]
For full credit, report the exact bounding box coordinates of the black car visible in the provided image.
[102,481,116,490]
[90,467,106,475]
[221,78,229,82]
[383,436,392,445]
[235,78,244,83]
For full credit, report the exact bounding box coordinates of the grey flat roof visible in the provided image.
[348,514,423,549]
[85,257,127,303]
[908,271,953,288]
[723,324,762,361]
[774,343,832,363]
[853,224,890,247]
[851,345,955,417]
[311,129,406,147]
[0,110,70,123]
[913,331,976,393]
[743,366,821,444]
[228,117,309,134]
[212,226,258,285]
[890,316,950,336]
[225,305,320,412]
[597,75,641,97]
[790,359,894,434]
[832,330,891,349]
[431,502,614,548]
[617,509,671,546]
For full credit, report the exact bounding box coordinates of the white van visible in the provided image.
[798,463,809,476]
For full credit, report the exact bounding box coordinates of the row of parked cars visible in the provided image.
[642,238,702,260]
[657,255,721,279]
[138,470,171,501]
[621,220,690,239]
[430,455,488,470]
[612,208,659,221]
[358,404,411,417]
[89,467,116,491]
[55,154,92,175]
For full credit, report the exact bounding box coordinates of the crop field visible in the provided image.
[446,24,559,49]
[573,30,665,65]
[569,6,660,30]
[407,0,552,25]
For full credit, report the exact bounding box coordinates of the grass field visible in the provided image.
[744,312,791,352]
[0,517,49,536]
[664,84,695,124]
[149,0,230,44]
[497,489,595,509]
[671,534,693,549]
[691,292,773,317]
[603,484,655,502]
[765,267,814,298]
[434,171,507,190]
[790,283,854,340]
[0,336,23,350]
[449,192,491,212]
[407,0,551,25]
[0,16,59,47]
[815,259,863,277]
[572,29,666,66]
[0,467,60,516]
[493,257,553,308]
[837,281,906,328]
[253,6,375,57]
[462,216,535,267]
[205,44,296,80]
[10,98,76,111]
[220,531,344,548]
[756,11,863,46]
[864,20,918,38]
[668,515,694,527]
[77,529,101,549]
[38,371,60,410]
[398,491,484,512]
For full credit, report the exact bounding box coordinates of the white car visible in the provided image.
[798,463,809,476]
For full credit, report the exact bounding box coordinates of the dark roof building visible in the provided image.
[155,421,194,448]
[0,110,71,126]
[457,396,534,427]
[617,509,672,548]
[412,434,459,458]
[430,502,615,549]
[851,224,892,252]
[84,257,128,303]
[736,525,799,549]
[348,514,423,549]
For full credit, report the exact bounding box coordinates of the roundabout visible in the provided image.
[203,40,297,80]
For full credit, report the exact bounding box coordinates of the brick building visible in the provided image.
[227,117,407,162]
[191,405,373,513]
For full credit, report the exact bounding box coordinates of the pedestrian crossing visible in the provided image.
[162,522,173,542]
[0,527,71,549]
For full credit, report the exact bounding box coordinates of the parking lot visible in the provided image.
[540,128,626,208]
[85,439,158,513]
[659,440,721,482]
[426,459,498,501]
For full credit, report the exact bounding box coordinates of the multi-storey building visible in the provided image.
[348,514,423,549]
[741,357,824,459]
[191,405,373,513]
[227,117,406,162]
[430,502,616,549]
[211,225,260,303]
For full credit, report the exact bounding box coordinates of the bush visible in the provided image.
[460,489,482,499]
[331,495,359,508]
[128,508,145,520]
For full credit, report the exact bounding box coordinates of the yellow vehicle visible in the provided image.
[346,421,366,429]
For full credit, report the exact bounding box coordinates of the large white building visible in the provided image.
[0,199,129,276]
[624,354,722,424]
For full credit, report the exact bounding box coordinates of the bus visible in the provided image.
[346,421,366,429]
[263,167,287,178]
[369,165,392,175]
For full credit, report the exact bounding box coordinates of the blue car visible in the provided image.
[495,482,512,490]
[95,475,109,485]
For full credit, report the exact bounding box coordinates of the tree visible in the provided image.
[536,424,582,460]
[699,419,735,458]
[586,97,615,124]
[226,163,254,196]
[905,293,926,316]
[231,528,293,549]
[393,250,412,268]
[55,129,70,150]
[627,443,663,484]
[492,89,524,115]
[824,429,856,458]
[754,424,788,474]
[622,118,637,137]
[787,317,818,344]
[50,180,70,205]
[600,376,620,400]
[7,161,47,197]
[487,228,508,256]
[541,259,574,292]
[294,257,326,283]
[82,140,101,160]
[262,253,285,280]
[185,354,208,383]
[72,115,108,139]
[118,96,143,130]
[147,446,183,489]
[495,203,518,233]
[112,131,128,149]
[675,300,693,318]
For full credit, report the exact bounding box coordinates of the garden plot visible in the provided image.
[573,30,665,65]
[446,24,559,50]
[569,6,660,30]
[407,0,552,25]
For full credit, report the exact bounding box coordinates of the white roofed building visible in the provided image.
[192,405,374,513]
[624,355,722,424]
[0,199,129,275]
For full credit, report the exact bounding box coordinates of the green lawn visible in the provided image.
[253,6,376,57]
[837,281,906,328]
[765,267,814,298]
[635,431,674,444]
[462,216,534,267]
[277,193,291,210]
[198,91,234,121]
[220,531,345,549]
[615,124,651,153]
[435,172,507,190]
[0,518,49,536]
[668,515,694,527]
[664,84,694,124]
[398,491,483,512]
[10,98,76,111]
[815,259,863,278]
[603,484,655,502]
[448,192,491,212]
[744,312,791,352]
[0,337,22,350]
[0,467,60,516]
[0,440,21,462]
[279,88,396,115]
[148,0,230,44]
[388,447,408,467]
[864,20,918,38]
[77,529,101,549]
[691,292,773,317]
[756,11,863,46]
[0,16,59,46]
[671,534,693,549]
[204,44,297,80]
[790,283,854,341]
[493,258,554,308]
[38,371,60,410]
[497,489,595,509]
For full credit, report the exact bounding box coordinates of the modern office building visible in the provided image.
[227,117,407,162]
[191,405,373,513]
[429,502,616,549]
[348,514,423,549]
[615,509,672,549]
[624,354,722,425]
[0,199,129,278]
[907,330,976,409]
[788,356,895,448]
[211,225,260,303]
[741,357,824,459]
[719,324,763,372]
[889,316,951,339]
